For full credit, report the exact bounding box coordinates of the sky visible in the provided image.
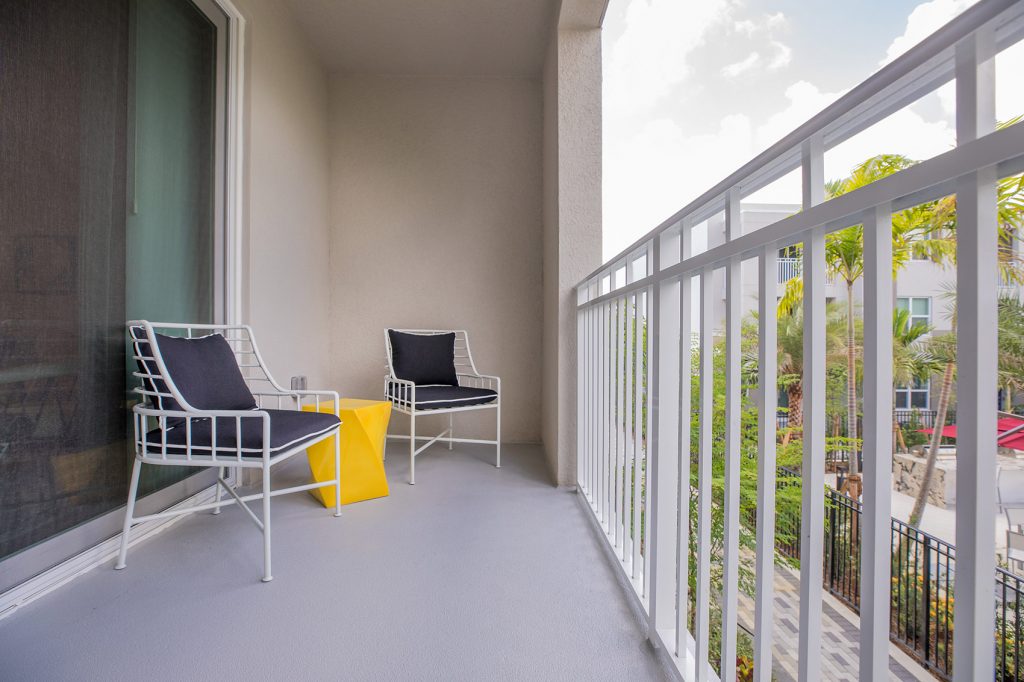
[601,0,1024,259]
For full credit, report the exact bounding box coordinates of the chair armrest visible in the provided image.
[385,376,416,406]
[132,405,273,461]
[251,389,340,414]
[457,373,500,392]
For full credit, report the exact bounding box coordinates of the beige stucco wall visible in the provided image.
[541,22,603,486]
[327,75,544,442]
[236,0,333,389]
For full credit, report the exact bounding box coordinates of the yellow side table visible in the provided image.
[303,399,391,507]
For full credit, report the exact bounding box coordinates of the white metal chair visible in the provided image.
[998,466,1024,526]
[117,321,342,582]
[384,329,500,484]
[1008,529,1024,575]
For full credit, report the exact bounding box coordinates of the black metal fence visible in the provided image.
[776,408,953,432]
[997,568,1024,682]
[890,518,956,679]
[775,465,802,561]
[776,484,1022,680]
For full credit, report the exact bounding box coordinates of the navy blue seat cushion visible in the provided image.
[388,330,458,386]
[387,385,497,410]
[143,409,340,457]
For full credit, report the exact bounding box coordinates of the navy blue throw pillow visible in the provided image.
[153,333,257,412]
[388,330,458,386]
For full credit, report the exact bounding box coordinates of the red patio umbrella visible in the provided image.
[919,416,1024,449]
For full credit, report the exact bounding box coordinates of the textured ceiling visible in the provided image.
[283,0,559,77]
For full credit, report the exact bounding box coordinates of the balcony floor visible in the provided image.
[0,442,668,681]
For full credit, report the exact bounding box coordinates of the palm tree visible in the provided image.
[760,302,845,429]
[780,154,951,476]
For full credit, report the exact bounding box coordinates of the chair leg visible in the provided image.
[334,432,343,517]
[448,413,453,451]
[496,405,501,469]
[212,466,226,514]
[114,457,143,570]
[409,412,416,485]
[261,465,273,582]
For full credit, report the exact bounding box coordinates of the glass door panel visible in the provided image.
[127,0,220,496]
[0,0,229,590]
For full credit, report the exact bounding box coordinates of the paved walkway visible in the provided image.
[737,562,931,681]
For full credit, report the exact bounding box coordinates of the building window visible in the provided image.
[897,296,931,329]
[895,378,931,410]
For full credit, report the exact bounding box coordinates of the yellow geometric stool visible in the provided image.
[303,399,391,507]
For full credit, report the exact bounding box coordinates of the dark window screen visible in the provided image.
[0,0,131,560]
[0,0,219,563]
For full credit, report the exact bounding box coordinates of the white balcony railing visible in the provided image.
[575,1,1024,680]
[777,256,835,285]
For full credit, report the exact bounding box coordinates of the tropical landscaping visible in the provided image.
[662,139,1024,678]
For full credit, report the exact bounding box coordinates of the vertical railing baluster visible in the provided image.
[953,25,998,680]
[633,289,644,583]
[695,266,714,682]
[799,131,826,682]
[600,302,607,524]
[861,202,893,681]
[578,296,586,497]
[754,244,778,682]
[650,233,681,640]
[643,286,654,600]
[610,294,618,544]
[624,290,635,564]
[676,219,693,659]
[721,189,742,682]
[593,301,599,505]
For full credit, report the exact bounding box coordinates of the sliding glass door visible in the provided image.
[0,0,231,592]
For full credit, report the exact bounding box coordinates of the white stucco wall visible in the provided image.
[236,0,333,388]
[542,20,603,486]
[326,75,544,443]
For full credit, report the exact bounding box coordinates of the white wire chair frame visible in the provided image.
[117,321,341,582]
[384,329,500,485]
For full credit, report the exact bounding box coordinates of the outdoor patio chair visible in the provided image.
[384,329,500,484]
[1008,529,1024,575]
[116,321,342,582]
[995,466,1024,509]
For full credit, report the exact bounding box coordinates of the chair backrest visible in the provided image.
[1008,529,1024,560]
[128,321,285,412]
[1007,506,1024,532]
[384,329,479,381]
[997,467,1024,510]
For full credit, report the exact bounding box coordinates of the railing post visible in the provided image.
[799,133,826,682]
[649,233,680,640]
[754,244,778,682]
[721,188,743,681]
[953,24,998,682]
[695,264,715,682]
[676,219,694,657]
[861,202,894,681]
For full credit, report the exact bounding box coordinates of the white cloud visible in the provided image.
[768,40,792,70]
[604,0,732,121]
[882,0,976,65]
[734,12,786,36]
[722,51,762,77]
[602,0,1023,259]
[734,18,757,36]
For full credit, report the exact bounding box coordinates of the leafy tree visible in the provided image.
[780,154,954,476]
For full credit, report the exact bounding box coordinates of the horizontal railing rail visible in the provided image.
[575,1,1024,680]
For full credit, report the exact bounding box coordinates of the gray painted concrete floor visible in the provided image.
[0,443,668,682]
